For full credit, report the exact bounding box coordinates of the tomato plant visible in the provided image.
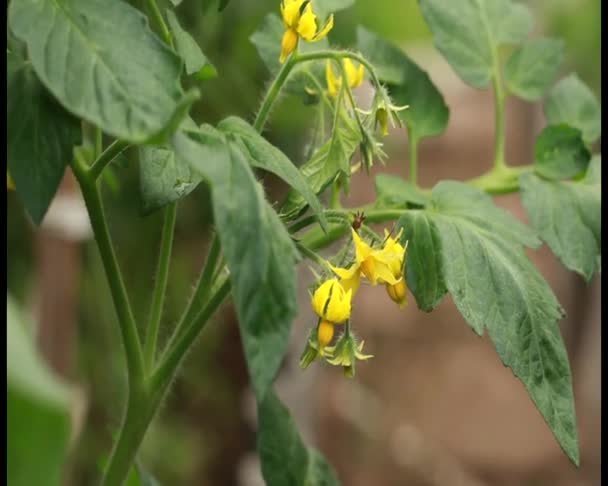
[7,0,600,485]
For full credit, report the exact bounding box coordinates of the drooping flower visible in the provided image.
[280,0,334,63]
[329,228,400,294]
[310,278,352,354]
[325,59,365,97]
[378,229,408,307]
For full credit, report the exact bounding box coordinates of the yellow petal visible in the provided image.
[279,28,299,63]
[331,264,361,296]
[310,13,334,42]
[281,0,305,28]
[369,254,400,285]
[325,286,352,323]
[344,59,364,88]
[350,228,372,265]
[325,60,341,97]
[296,4,318,40]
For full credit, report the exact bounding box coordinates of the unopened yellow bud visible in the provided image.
[386,279,407,308]
[280,28,299,63]
[317,319,335,353]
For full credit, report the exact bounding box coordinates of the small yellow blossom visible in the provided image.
[325,59,365,97]
[7,172,15,191]
[379,229,408,307]
[280,0,334,63]
[311,278,352,323]
[329,228,399,293]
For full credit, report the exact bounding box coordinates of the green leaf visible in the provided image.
[396,211,447,311]
[544,74,601,145]
[217,116,328,231]
[419,0,533,88]
[313,0,355,20]
[533,124,591,180]
[7,51,81,224]
[172,128,298,400]
[357,26,449,139]
[520,163,601,281]
[504,37,564,101]
[8,0,197,144]
[166,9,217,80]
[8,294,71,486]
[281,110,362,219]
[125,461,162,486]
[138,146,201,214]
[258,391,339,486]
[250,14,329,99]
[399,182,579,465]
[374,174,429,208]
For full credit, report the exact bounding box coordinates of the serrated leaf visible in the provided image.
[258,391,339,486]
[166,9,217,80]
[357,26,449,139]
[504,37,564,101]
[8,294,71,486]
[544,74,601,145]
[374,174,429,208]
[281,110,362,219]
[419,0,533,88]
[396,211,447,311]
[250,13,329,99]
[399,181,579,465]
[520,164,600,281]
[8,0,196,144]
[217,116,327,230]
[172,128,298,400]
[7,51,81,224]
[533,124,590,180]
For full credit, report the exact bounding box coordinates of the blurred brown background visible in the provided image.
[6,0,600,485]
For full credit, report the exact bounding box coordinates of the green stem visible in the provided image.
[150,277,232,391]
[408,129,419,186]
[145,0,173,47]
[165,234,222,351]
[254,54,297,132]
[99,390,153,486]
[491,57,507,170]
[89,140,130,181]
[95,128,103,159]
[71,153,145,384]
[143,202,177,370]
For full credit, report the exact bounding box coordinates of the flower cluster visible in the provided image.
[279,0,334,63]
[300,227,408,377]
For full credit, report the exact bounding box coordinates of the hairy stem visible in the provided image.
[254,54,297,132]
[145,0,173,47]
[491,55,507,170]
[89,140,130,181]
[71,153,145,383]
[144,202,177,369]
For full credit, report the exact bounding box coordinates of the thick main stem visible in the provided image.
[144,202,177,369]
[71,156,145,384]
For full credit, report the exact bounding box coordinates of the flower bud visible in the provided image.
[386,279,407,308]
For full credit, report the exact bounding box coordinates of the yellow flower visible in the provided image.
[7,172,15,191]
[280,0,334,63]
[330,228,399,294]
[379,229,408,307]
[325,59,365,97]
[386,279,407,308]
[311,278,352,323]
